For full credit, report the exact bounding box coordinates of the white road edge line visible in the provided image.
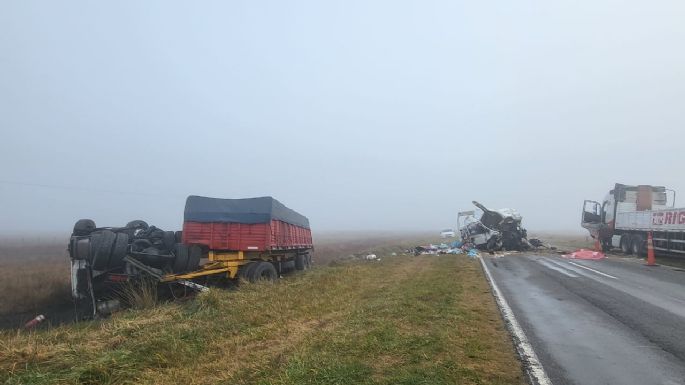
[479,256,552,385]
[566,261,618,280]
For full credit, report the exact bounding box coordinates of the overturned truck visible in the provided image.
[459,201,530,251]
[68,196,313,319]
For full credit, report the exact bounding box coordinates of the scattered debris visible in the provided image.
[562,249,606,260]
[96,299,121,315]
[529,238,557,250]
[24,314,46,329]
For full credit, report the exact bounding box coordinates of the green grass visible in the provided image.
[0,255,524,385]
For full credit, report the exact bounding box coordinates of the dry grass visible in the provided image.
[0,254,525,385]
[117,279,159,310]
[0,238,71,316]
[312,231,437,265]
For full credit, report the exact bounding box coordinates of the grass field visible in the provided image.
[0,238,71,316]
[0,254,524,385]
[312,231,435,265]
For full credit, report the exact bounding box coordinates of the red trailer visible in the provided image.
[182,196,313,251]
[183,221,313,251]
[66,196,314,319]
[179,196,313,281]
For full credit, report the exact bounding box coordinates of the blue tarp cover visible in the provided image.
[184,196,310,229]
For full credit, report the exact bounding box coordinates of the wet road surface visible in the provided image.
[483,254,685,385]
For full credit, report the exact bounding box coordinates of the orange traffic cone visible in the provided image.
[594,237,601,252]
[646,232,657,266]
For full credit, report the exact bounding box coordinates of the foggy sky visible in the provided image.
[2,1,685,235]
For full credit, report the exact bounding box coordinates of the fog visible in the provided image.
[1,1,684,235]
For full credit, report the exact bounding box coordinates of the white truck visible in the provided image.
[581,183,684,257]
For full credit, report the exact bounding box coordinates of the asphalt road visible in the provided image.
[483,253,685,385]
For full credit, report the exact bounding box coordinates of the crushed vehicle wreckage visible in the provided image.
[67,196,314,320]
[458,201,531,252]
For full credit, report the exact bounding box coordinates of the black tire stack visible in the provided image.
[70,218,196,273]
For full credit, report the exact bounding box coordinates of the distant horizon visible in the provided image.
[2,1,684,235]
[0,227,589,241]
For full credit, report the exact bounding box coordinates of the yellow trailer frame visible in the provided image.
[158,248,308,285]
[160,250,250,282]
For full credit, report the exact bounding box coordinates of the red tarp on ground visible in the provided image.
[562,249,606,260]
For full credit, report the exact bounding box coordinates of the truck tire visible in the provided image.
[109,233,129,268]
[91,230,116,270]
[187,246,202,272]
[88,232,104,261]
[631,235,646,257]
[132,239,152,252]
[73,219,96,236]
[249,262,277,282]
[295,254,306,270]
[70,238,91,260]
[238,262,258,280]
[172,244,189,273]
[601,239,611,252]
[126,220,149,231]
[125,220,148,238]
[620,235,632,254]
[162,231,176,252]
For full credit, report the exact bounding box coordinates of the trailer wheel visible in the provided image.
[108,233,129,268]
[295,254,306,270]
[238,262,257,280]
[305,253,312,269]
[631,235,646,257]
[172,244,189,273]
[249,262,277,282]
[186,246,202,272]
[73,219,96,236]
[91,230,116,270]
[620,235,632,254]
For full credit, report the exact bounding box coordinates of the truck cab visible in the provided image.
[581,183,672,249]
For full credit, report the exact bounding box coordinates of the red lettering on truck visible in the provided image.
[653,212,664,225]
[654,210,685,225]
